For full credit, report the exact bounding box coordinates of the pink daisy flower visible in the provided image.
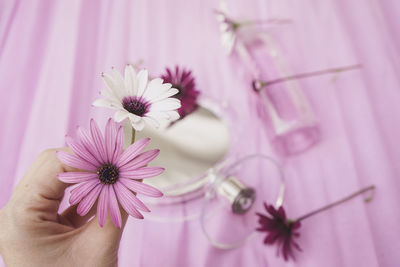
[57,118,164,228]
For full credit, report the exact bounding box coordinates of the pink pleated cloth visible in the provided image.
[1,0,400,266]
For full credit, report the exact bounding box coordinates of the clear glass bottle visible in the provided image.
[235,30,320,156]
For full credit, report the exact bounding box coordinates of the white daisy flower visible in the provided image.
[93,65,181,131]
[215,2,291,55]
[215,7,238,55]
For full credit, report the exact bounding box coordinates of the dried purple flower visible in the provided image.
[256,203,302,261]
[256,185,375,261]
[161,66,200,120]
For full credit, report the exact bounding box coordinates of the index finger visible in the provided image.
[11,148,78,215]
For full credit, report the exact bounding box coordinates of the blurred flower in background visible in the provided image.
[256,202,302,261]
[161,66,200,121]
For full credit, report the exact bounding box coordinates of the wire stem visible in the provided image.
[295,185,375,222]
[254,64,362,91]
[241,19,292,27]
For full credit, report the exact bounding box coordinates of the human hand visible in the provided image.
[0,149,128,267]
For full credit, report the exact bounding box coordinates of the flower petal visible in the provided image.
[124,65,137,95]
[58,172,97,184]
[102,73,124,100]
[114,110,129,122]
[277,206,287,221]
[119,166,164,180]
[100,88,120,102]
[92,98,121,109]
[128,113,142,123]
[112,67,128,97]
[264,231,281,244]
[221,31,235,54]
[136,69,148,97]
[119,149,160,170]
[114,182,150,212]
[112,126,124,162]
[143,78,171,100]
[77,184,102,216]
[114,182,144,219]
[166,111,180,121]
[104,118,116,163]
[56,151,96,171]
[145,111,170,120]
[111,68,125,91]
[117,138,150,167]
[149,88,179,103]
[130,117,145,131]
[92,98,113,108]
[69,179,100,205]
[150,98,181,112]
[97,185,109,227]
[65,136,100,167]
[108,185,122,228]
[77,127,101,163]
[119,178,163,197]
[102,73,117,91]
[90,119,107,163]
[142,116,160,129]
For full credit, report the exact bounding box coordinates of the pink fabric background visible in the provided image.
[1,0,400,266]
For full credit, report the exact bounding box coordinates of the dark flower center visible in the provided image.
[122,97,148,116]
[281,220,292,235]
[97,164,119,184]
[172,83,183,99]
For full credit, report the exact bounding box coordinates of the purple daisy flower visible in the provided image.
[161,66,200,120]
[56,118,164,228]
[256,202,302,261]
